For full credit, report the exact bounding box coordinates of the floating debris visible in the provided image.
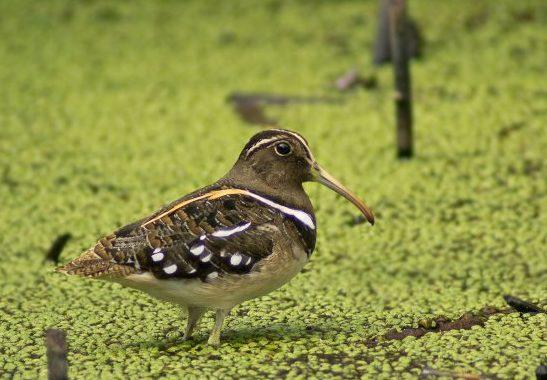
[45,329,68,380]
[227,92,340,106]
[231,100,276,126]
[503,295,544,314]
[45,233,72,265]
[420,367,495,379]
[367,307,507,346]
[536,365,547,380]
[335,68,377,91]
[498,121,526,138]
[227,92,341,126]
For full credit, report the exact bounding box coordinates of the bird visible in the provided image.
[57,128,374,345]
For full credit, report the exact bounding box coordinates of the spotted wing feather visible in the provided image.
[60,193,281,280]
[143,219,275,280]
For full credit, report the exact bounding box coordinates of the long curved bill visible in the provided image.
[311,163,375,225]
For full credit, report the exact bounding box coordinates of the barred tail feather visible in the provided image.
[56,250,136,278]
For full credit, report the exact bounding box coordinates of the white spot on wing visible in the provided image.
[190,244,205,255]
[230,253,242,266]
[163,264,177,274]
[212,222,251,238]
[206,271,219,281]
[200,252,213,263]
[151,251,164,262]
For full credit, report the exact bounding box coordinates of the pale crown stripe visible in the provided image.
[244,136,281,158]
[245,132,314,161]
[267,129,315,160]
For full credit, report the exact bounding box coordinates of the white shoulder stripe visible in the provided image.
[143,188,315,230]
[245,192,315,230]
[212,222,252,237]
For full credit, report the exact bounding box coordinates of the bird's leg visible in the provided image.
[182,307,207,340]
[207,308,230,346]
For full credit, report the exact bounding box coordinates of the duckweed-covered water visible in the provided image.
[0,0,545,378]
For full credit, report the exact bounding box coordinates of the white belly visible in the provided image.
[115,243,308,309]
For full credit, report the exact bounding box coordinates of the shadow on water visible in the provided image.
[125,322,336,350]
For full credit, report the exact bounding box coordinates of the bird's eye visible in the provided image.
[274,142,292,156]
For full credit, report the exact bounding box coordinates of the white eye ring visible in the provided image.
[274,142,292,156]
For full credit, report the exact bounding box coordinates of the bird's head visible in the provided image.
[227,129,374,225]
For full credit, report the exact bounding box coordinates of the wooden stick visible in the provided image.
[389,0,413,158]
[373,0,423,65]
[45,329,68,380]
[373,0,391,65]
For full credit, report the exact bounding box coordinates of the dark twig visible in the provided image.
[366,307,508,346]
[45,329,68,380]
[503,295,545,314]
[536,365,547,380]
[232,100,278,126]
[45,233,72,265]
[227,92,340,106]
[497,121,526,139]
[420,367,496,379]
[2,166,19,190]
[227,92,341,126]
[389,0,413,158]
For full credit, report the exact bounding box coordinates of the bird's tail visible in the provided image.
[56,249,136,278]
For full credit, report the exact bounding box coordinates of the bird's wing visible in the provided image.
[57,188,315,280]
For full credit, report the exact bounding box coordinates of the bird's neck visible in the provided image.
[221,164,314,216]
